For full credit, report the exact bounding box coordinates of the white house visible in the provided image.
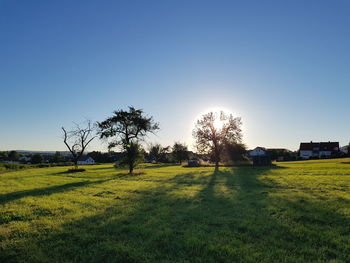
[77,156,95,164]
[248,147,267,157]
[340,145,349,155]
[299,142,339,159]
[19,156,31,163]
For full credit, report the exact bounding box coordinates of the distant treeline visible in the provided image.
[0,150,121,165]
[0,149,206,166]
[0,162,77,172]
[0,151,72,164]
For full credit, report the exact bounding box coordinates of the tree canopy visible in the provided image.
[172,142,189,164]
[148,143,170,163]
[193,111,242,168]
[31,154,43,164]
[98,106,159,174]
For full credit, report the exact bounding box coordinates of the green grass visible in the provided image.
[0,159,349,262]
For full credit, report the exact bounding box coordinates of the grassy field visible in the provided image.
[0,159,349,262]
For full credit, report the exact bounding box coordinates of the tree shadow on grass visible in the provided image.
[2,165,349,262]
[54,170,87,175]
[0,180,108,205]
[140,163,179,169]
[223,165,349,262]
[89,166,115,171]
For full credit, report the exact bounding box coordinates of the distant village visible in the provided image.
[0,141,349,166]
[249,141,349,165]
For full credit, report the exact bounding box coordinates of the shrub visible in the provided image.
[51,162,74,167]
[35,164,50,168]
[0,163,27,170]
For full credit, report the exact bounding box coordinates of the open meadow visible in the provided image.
[1,159,349,262]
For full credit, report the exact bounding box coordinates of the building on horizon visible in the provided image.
[299,141,340,159]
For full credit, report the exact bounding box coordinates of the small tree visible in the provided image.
[8,151,20,162]
[87,151,104,163]
[149,143,170,163]
[119,142,145,172]
[193,111,242,168]
[98,106,159,174]
[172,142,189,164]
[223,142,247,163]
[0,152,8,161]
[62,120,96,169]
[31,154,43,164]
[52,151,63,163]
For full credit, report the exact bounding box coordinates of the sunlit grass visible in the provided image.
[1,159,349,262]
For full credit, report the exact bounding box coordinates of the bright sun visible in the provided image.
[213,118,224,130]
[195,107,231,130]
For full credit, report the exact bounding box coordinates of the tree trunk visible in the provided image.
[129,163,133,174]
[213,140,220,170]
[74,160,78,170]
[215,161,219,168]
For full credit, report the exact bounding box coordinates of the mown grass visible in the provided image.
[0,159,349,262]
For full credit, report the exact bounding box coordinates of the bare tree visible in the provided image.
[62,120,96,169]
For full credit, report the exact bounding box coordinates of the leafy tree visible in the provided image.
[149,143,170,163]
[52,151,63,163]
[0,151,8,160]
[118,142,145,170]
[8,151,20,161]
[31,154,43,164]
[98,106,159,174]
[87,151,117,163]
[172,142,189,164]
[62,120,96,169]
[193,111,242,168]
[267,149,294,161]
[223,142,247,163]
[87,151,104,163]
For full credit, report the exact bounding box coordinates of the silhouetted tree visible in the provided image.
[98,106,159,174]
[62,120,96,169]
[87,151,104,163]
[87,151,117,163]
[223,142,247,163]
[267,149,294,161]
[0,152,8,160]
[149,143,170,163]
[31,154,43,164]
[193,111,242,168]
[172,142,189,164]
[52,151,63,163]
[8,151,20,162]
[118,142,145,170]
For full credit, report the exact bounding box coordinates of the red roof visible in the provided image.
[299,142,339,151]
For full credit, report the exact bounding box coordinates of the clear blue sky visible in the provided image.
[1,0,349,151]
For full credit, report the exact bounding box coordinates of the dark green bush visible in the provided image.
[0,163,27,170]
[35,164,50,168]
[0,162,75,171]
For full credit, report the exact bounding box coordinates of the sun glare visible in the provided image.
[194,107,232,131]
[214,118,224,130]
